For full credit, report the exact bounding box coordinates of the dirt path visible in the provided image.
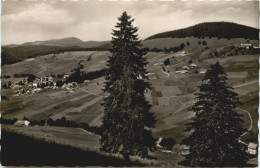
[161,69,170,77]
[237,108,253,137]
[78,128,93,135]
[83,90,105,97]
[233,80,258,88]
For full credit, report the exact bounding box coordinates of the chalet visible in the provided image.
[237,44,253,49]
[180,145,190,155]
[154,61,163,66]
[63,74,70,78]
[247,142,257,155]
[189,63,197,68]
[14,120,30,127]
[182,66,190,70]
[199,68,207,74]
[175,70,188,74]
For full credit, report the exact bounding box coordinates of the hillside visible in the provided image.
[2,48,258,145]
[146,22,259,40]
[1,42,110,65]
[21,37,84,47]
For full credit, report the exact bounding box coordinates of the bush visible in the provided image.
[2,84,8,89]
[2,75,11,79]
[27,74,37,83]
[164,58,170,66]
[159,138,176,150]
[179,43,185,50]
[198,41,201,45]
[188,59,192,64]
[56,81,63,87]
[214,51,219,57]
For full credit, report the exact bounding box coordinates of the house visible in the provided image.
[14,120,30,127]
[189,63,197,68]
[180,145,190,155]
[238,43,253,49]
[154,61,163,66]
[63,74,70,78]
[247,142,257,155]
[199,68,207,74]
[182,66,190,70]
[156,137,163,148]
[175,70,188,74]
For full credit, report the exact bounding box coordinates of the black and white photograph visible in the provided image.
[1,0,259,167]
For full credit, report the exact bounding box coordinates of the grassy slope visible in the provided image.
[1,39,258,145]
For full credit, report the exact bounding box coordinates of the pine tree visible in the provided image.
[100,12,156,159]
[183,62,248,167]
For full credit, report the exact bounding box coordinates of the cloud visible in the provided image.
[2,3,75,44]
[1,1,258,45]
[2,3,74,25]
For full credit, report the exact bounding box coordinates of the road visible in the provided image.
[233,80,258,88]
[237,108,253,137]
[161,69,170,77]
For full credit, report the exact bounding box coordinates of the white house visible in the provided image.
[180,145,190,155]
[238,44,253,49]
[199,68,207,74]
[247,142,257,155]
[182,66,190,70]
[63,74,70,79]
[14,120,30,127]
[189,63,197,68]
[175,70,188,74]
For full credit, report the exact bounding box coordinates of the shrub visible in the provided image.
[164,58,170,66]
[198,41,201,45]
[159,138,176,150]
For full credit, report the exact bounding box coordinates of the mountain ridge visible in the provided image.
[146,22,259,40]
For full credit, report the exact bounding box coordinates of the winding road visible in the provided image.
[161,69,170,77]
[237,108,253,137]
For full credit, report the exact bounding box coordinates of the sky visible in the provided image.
[1,0,259,45]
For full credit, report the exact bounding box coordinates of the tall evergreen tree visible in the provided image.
[100,12,156,159]
[183,62,248,167]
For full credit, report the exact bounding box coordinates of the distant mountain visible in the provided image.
[1,37,112,65]
[4,37,110,48]
[2,44,19,48]
[20,37,84,47]
[146,22,259,40]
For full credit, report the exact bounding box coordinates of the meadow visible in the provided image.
[1,37,258,166]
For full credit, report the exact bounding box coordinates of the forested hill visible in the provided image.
[146,22,259,40]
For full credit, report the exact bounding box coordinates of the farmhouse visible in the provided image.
[180,145,190,155]
[14,120,30,127]
[182,66,189,70]
[189,63,197,68]
[63,74,70,78]
[247,142,257,155]
[199,68,207,74]
[237,43,253,49]
[33,76,54,88]
[175,70,188,74]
